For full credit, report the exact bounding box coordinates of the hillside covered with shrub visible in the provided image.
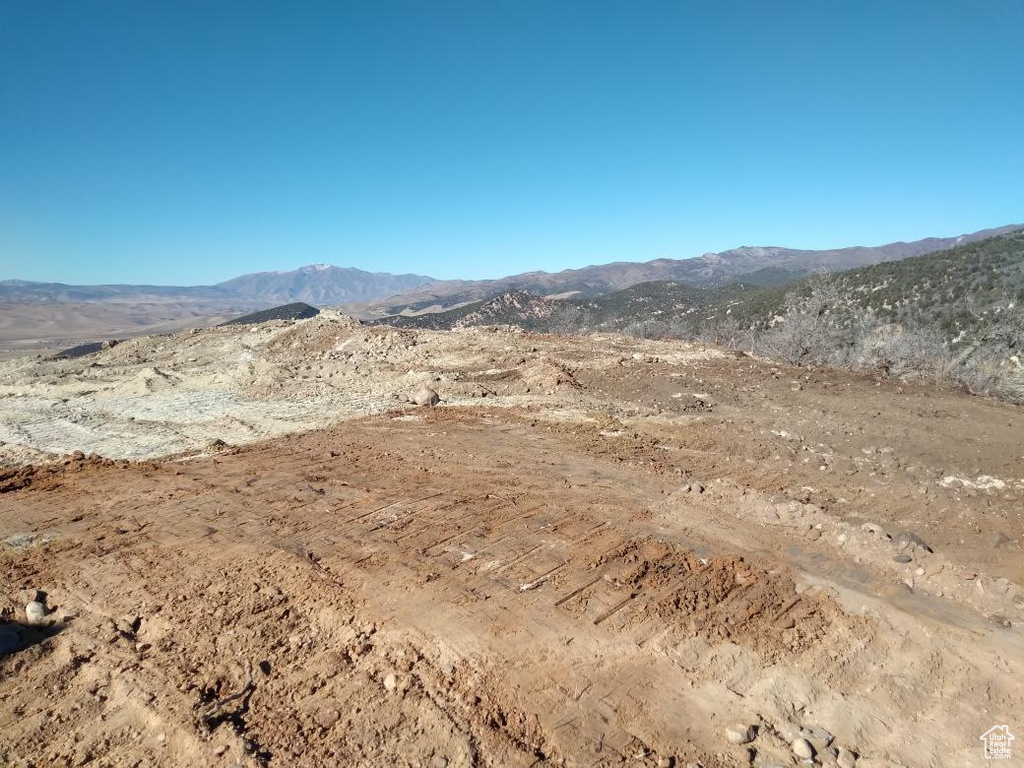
[380,231,1024,401]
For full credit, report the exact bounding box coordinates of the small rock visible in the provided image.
[725,723,757,744]
[837,748,857,768]
[430,757,449,768]
[776,722,801,743]
[383,672,398,691]
[411,387,440,406]
[657,758,675,768]
[799,726,834,748]
[893,530,932,552]
[25,601,47,625]
[117,615,141,635]
[792,738,814,759]
[213,745,228,756]
[988,614,1012,628]
[805,527,822,541]
[315,708,340,728]
[893,554,912,564]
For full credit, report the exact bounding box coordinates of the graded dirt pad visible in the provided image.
[1,316,1024,767]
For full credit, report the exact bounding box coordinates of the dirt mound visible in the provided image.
[467,358,580,396]
[262,311,366,359]
[519,359,579,392]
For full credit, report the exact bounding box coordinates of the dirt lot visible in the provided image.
[1,315,1022,766]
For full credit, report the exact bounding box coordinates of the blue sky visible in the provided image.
[1,1,1021,285]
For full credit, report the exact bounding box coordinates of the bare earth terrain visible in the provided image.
[0,300,244,360]
[1,313,1022,767]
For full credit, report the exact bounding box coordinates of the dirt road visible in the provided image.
[1,317,1023,766]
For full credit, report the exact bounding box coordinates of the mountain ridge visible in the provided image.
[365,224,1022,315]
[375,230,1024,345]
[3,224,1020,310]
[0,264,438,305]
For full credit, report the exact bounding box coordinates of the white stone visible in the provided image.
[725,723,756,744]
[25,601,46,625]
[792,738,815,759]
[412,386,440,406]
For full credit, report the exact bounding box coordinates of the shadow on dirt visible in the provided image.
[0,620,65,657]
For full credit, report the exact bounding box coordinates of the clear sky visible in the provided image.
[1,1,1021,285]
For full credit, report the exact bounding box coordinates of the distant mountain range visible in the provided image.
[0,265,437,349]
[1,223,1019,315]
[365,224,1022,316]
[0,264,436,305]
[213,265,434,304]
